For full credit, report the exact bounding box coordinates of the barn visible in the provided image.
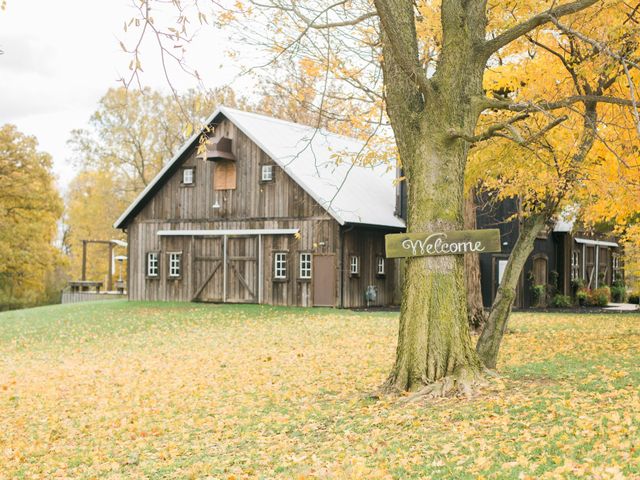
[114,106,404,307]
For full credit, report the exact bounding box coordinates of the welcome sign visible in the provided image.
[385,229,501,258]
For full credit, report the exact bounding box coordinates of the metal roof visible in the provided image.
[114,106,404,229]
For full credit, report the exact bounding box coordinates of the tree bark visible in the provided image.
[464,190,486,332]
[476,214,547,368]
[376,0,489,394]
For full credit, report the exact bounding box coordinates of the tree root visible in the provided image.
[397,368,492,403]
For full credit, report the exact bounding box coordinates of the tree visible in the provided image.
[0,125,64,309]
[123,0,640,395]
[68,86,242,197]
[65,87,244,281]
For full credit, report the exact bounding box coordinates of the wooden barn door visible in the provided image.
[192,237,224,302]
[313,255,336,307]
[225,236,259,303]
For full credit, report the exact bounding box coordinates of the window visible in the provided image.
[182,167,194,185]
[350,255,360,276]
[613,253,622,280]
[168,252,182,278]
[498,259,508,284]
[376,256,386,276]
[214,160,237,190]
[274,252,287,280]
[146,252,159,277]
[571,250,580,281]
[299,252,312,279]
[261,164,274,182]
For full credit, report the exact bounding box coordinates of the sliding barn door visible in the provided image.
[225,236,259,303]
[192,237,224,302]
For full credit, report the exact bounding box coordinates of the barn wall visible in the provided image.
[340,226,400,308]
[127,218,342,306]
[135,117,329,223]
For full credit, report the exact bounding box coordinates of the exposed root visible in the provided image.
[399,368,489,403]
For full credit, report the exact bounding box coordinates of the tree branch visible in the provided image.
[482,0,599,57]
[478,95,638,112]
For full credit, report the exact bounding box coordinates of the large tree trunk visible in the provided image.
[375,0,489,395]
[476,214,547,368]
[464,190,486,332]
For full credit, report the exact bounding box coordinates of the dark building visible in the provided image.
[476,197,622,308]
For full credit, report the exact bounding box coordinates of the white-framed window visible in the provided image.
[299,252,312,279]
[571,250,580,281]
[147,252,159,277]
[168,252,182,278]
[261,164,274,182]
[274,252,287,279]
[612,253,621,279]
[350,255,360,276]
[182,167,194,185]
[376,256,385,276]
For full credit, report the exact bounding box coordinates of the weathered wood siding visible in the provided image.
[126,115,401,307]
[341,227,400,308]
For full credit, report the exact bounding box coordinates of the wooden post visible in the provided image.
[81,240,87,281]
[107,242,114,291]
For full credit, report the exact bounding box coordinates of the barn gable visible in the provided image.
[115,106,403,229]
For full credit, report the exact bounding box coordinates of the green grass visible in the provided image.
[1,302,638,479]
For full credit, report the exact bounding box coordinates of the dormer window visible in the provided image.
[261,164,274,182]
[182,167,194,185]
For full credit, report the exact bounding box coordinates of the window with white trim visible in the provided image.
[376,256,385,276]
[147,252,159,277]
[274,252,287,279]
[261,164,274,182]
[571,250,580,281]
[182,168,194,185]
[350,255,360,276]
[612,253,622,280]
[168,252,182,278]
[299,252,312,279]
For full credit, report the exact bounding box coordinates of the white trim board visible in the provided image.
[157,228,299,237]
[575,238,618,248]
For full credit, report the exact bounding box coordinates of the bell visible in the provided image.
[199,136,236,161]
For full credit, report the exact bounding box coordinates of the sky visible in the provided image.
[0,0,250,192]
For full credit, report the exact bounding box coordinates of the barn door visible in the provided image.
[225,236,258,303]
[313,255,336,307]
[192,237,224,302]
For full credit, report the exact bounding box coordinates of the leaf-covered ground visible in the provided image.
[1,302,638,479]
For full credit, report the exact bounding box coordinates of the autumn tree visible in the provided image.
[123,0,640,395]
[65,87,242,280]
[0,125,64,309]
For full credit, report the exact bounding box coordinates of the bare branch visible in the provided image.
[288,0,377,29]
[482,0,599,57]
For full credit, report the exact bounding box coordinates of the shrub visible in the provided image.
[551,294,572,308]
[531,284,546,306]
[629,293,640,304]
[587,287,610,307]
[576,289,588,307]
[611,285,626,303]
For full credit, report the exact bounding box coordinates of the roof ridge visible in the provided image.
[219,105,365,145]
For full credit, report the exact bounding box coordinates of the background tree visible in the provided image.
[64,86,243,281]
[0,125,64,310]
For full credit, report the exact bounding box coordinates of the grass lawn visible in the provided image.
[0,302,639,479]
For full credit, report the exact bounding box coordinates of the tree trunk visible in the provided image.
[375,0,489,395]
[476,214,547,368]
[464,190,486,332]
[383,129,484,394]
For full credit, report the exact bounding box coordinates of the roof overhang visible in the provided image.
[157,228,299,237]
[575,238,619,248]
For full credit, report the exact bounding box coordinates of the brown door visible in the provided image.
[225,236,258,303]
[313,255,336,307]
[192,237,224,302]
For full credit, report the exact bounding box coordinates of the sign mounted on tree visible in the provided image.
[385,229,501,258]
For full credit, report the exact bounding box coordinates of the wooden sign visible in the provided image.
[385,229,501,258]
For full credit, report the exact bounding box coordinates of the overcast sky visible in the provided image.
[0,0,249,191]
